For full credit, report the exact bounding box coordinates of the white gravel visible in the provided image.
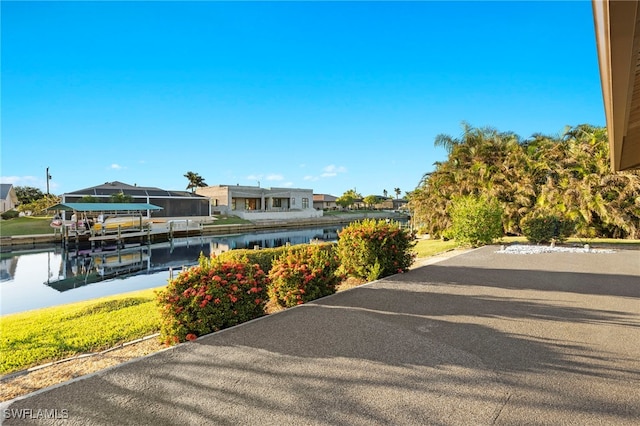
[496,244,615,255]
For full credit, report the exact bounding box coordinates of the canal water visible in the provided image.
[1,225,343,315]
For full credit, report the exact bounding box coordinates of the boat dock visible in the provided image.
[61,219,204,250]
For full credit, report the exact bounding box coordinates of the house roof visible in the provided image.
[0,184,14,200]
[313,194,337,202]
[48,203,163,212]
[593,0,640,170]
[65,181,206,199]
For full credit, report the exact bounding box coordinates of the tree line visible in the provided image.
[407,123,640,239]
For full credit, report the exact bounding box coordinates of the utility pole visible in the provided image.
[46,167,52,195]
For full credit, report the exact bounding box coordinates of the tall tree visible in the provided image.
[394,188,401,199]
[409,123,640,239]
[336,189,362,209]
[15,186,44,204]
[363,195,379,208]
[184,171,207,193]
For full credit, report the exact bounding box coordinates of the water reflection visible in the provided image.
[1,226,343,315]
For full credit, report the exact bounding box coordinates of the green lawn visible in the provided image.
[0,216,54,237]
[412,238,461,258]
[0,288,162,374]
[412,235,640,257]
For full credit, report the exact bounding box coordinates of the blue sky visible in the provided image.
[2,1,604,198]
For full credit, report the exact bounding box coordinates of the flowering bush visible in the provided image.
[217,247,288,275]
[268,243,341,308]
[336,219,416,281]
[156,254,268,345]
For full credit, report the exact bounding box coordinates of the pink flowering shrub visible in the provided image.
[268,243,341,308]
[156,254,268,345]
[217,247,289,275]
[336,219,416,281]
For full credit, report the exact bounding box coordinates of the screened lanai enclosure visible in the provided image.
[60,181,210,218]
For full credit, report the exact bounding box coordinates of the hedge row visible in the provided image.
[157,219,415,345]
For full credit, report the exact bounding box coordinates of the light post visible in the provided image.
[46,167,52,195]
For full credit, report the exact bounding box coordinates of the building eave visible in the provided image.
[593,0,640,171]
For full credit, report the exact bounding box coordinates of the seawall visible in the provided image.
[1,212,409,252]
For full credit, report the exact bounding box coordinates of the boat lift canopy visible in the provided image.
[48,203,163,213]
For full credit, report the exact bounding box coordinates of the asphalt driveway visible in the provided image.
[2,245,639,425]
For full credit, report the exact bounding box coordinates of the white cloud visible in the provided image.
[319,164,347,178]
[303,164,347,182]
[0,175,47,191]
[282,181,294,187]
[246,174,263,181]
[323,165,347,174]
[266,174,284,181]
[0,175,38,185]
[110,164,124,170]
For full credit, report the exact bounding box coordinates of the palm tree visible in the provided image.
[413,123,640,239]
[394,188,401,199]
[184,171,207,193]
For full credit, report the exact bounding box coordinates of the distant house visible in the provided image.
[61,181,209,218]
[372,197,408,211]
[373,197,394,210]
[392,198,409,211]
[196,185,322,220]
[313,194,338,210]
[0,184,18,213]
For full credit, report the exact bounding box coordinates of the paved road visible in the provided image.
[2,245,639,425]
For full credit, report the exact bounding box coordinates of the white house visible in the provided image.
[0,184,18,214]
[197,185,322,220]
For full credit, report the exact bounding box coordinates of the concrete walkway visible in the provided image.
[2,245,639,425]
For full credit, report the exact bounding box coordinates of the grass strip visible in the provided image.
[0,288,163,375]
[412,238,461,258]
[0,217,54,237]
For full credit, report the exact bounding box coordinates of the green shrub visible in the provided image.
[520,215,575,244]
[336,219,416,281]
[156,254,268,345]
[1,210,20,220]
[268,244,341,308]
[448,195,503,247]
[217,247,288,274]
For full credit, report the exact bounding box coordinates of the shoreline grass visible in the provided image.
[0,288,163,375]
[0,216,54,237]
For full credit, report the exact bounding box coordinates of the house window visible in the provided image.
[245,199,259,210]
[232,199,236,210]
[302,198,309,208]
[273,198,282,208]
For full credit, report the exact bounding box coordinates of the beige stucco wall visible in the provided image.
[196,185,318,218]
